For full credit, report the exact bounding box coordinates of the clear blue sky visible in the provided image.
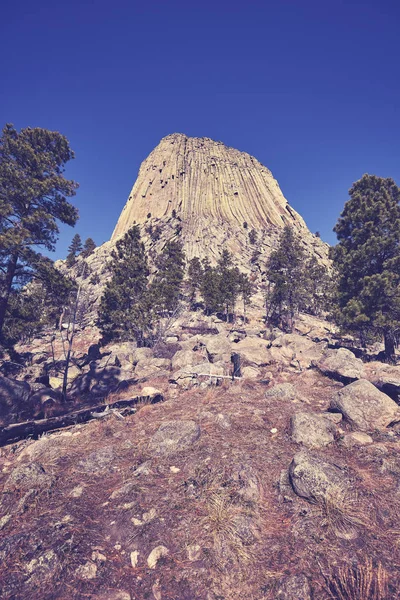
[1,0,399,258]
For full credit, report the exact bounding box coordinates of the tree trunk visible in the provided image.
[384,331,396,363]
[0,253,18,339]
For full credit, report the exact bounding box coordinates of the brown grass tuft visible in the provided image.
[323,558,398,600]
[317,484,369,539]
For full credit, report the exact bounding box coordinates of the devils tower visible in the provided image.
[110,134,326,264]
[112,133,306,237]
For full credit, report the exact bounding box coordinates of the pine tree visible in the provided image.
[0,124,78,341]
[150,240,185,314]
[331,174,400,360]
[66,234,83,267]
[187,257,204,305]
[238,273,253,322]
[98,226,152,345]
[304,255,332,316]
[265,226,307,330]
[249,229,257,244]
[81,237,96,258]
[2,255,76,344]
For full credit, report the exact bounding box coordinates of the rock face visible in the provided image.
[330,379,399,431]
[110,134,326,263]
[112,133,307,237]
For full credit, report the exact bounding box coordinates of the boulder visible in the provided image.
[202,334,231,363]
[315,348,366,382]
[330,379,399,431]
[340,432,373,448]
[149,420,200,455]
[171,363,224,388]
[290,412,336,448]
[171,349,205,371]
[234,337,272,367]
[276,574,311,600]
[134,360,160,379]
[4,462,54,492]
[0,375,31,408]
[366,361,400,398]
[272,334,327,369]
[289,451,348,501]
[265,383,296,401]
[241,366,261,379]
[132,347,153,364]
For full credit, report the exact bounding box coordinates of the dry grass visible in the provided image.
[323,559,398,600]
[317,484,369,539]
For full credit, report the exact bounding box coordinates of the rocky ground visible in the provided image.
[2,312,400,598]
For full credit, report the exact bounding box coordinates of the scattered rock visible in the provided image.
[235,337,272,367]
[0,375,30,408]
[241,366,261,379]
[171,349,205,371]
[78,446,115,474]
[4,462,54,492]
[291,412,336,448]
[0,515,11,530]
[340,432,374,448]
[186,544,202,561]
[315,348,366,382]
[130,551,139,568]
[367,361,400,398]
[149,420,201,455]
[140,386,163,399]
[330,379,399,431]
[75,560,97,580]
[202,334,232,363]
[94,591,131,600]
[215,413,231,429]
[276,574,311,599]
[265,383,296,401]
[272,334,327,369]
[147,545,169,568]
[26,550,59,579]
[289,451,348,501]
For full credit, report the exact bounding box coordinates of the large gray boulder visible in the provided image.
[289,451,348,501]
[315,348,366,382]
[234,337,272,367]
[201,334,231,363]
[149,420,201,455]
[171,362,224,388]
[330,379,399,431]
[0,375,31,408]
[171,349,205,371]
[265,383,296,401]
[367,361,400,398]
[272,334,327,369]
[291,412,336,448]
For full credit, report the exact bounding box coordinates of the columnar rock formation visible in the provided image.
[112,133,307,238]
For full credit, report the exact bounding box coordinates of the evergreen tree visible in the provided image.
[0,123,78,341]
[66,234,83,267]
[81,237,96,258]
[98,226,152,345]
[187,257,204,305]
[265,226,307,330]
[331,174,400,360]
[200,258,223,315]
[2,255,76,344]
[238,273,253,322]
[304,255,332,316]
[150,239,185,314]
[217,251,241,319]
[249,229,257,245]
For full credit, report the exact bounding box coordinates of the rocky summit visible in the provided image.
[111,133,326,263]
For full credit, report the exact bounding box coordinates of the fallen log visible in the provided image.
[0,392,164,447]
